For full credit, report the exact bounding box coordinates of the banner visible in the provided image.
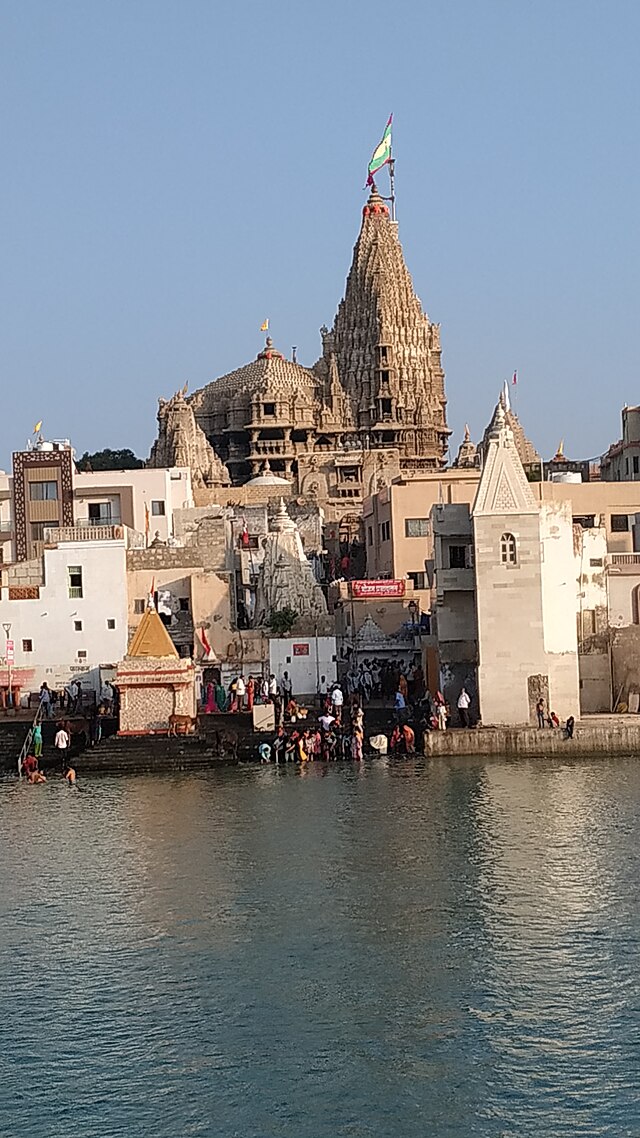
[351,579,406,599]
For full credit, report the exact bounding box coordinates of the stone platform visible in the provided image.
[422,717,640,759]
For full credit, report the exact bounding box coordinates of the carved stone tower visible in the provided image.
[322,184,450,470]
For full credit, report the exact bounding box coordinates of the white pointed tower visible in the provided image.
[472,400,579,725]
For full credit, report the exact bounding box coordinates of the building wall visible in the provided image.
[126,564,234,662]
[0,539,128,692]
[269,636,337,695]
[474,510,579,725]
[534,481,640,553]
[74,467,193,542]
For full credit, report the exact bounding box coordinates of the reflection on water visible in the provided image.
[2,757,640,1137]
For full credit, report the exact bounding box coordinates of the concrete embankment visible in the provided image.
[423,719,640,759]
[2,714,638,776]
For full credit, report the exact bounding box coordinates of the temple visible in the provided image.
[150,183,452,528]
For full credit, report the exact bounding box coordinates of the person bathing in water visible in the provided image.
[64,765,77,786]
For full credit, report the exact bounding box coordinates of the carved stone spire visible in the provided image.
[324,185,449,467]
[149,390,230,489]
[253,499,328,628]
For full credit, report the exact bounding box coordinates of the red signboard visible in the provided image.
[351,579,406,599]
[292,643,310,656]
[5,640,14,664]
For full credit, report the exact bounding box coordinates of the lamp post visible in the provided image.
[3,622,12,708]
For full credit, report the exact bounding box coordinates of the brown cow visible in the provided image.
[168,714,196,737]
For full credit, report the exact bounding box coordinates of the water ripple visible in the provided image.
[2,758,640,1136]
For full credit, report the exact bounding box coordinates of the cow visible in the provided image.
[167,714,196,737]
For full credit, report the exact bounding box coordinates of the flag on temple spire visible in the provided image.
[33,420,42,434]
[367,114,393,186]
[260,318,269,332]
[512,370,518,385]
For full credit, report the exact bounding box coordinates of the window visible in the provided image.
[68,566,83,598]
[380,398,392,417]
[88,502,113,524]
[29,480,57,501]
[500,533,517,565]
[263,402,276,416]
[77,650,87,660]
[380,370,390,384]
[590,558,603,568]
[151,500,165,516]
[408,571,427,590]
[31,521,58,542]
[179,598,190,612]
[367,526,373,546]
[626,457,630,476]
[634,456,639,476]
[380,520,390,542]
[449,545,467,569]
[573,515,595,529]
[611,514,629,532]
[134,599,145,614]
[22,639,33,653]
[338,466,360,483]
[74,620,82,632]
[107,619,116,630]
[405,518,430,538]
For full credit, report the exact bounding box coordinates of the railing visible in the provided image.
[607,553,640,567]
[44,524,125,543]
[17,701,44,777]
[77,515,122,527]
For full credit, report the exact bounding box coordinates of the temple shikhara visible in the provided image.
[149,183,453,526]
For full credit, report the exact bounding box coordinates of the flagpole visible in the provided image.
[388,158,396,221]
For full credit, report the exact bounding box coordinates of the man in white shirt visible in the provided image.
[55,726,70,760]
[331,686,344,717]
[457,687,471,728]
[268,674,278,699]
[236,675,246,710]
[319,712,335,733]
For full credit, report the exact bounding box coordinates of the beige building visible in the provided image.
[363,469,480,613]
[601,405,640,482]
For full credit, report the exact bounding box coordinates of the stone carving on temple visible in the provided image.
[149,389,230,490]
[253,499,329,631]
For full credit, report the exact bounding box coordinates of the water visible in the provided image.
[2,757,640,1137]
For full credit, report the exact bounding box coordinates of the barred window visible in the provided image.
[500,533,517,565]
[405,518,430,538]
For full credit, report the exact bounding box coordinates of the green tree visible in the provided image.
[268,607,298,636]
[76,448,144,472]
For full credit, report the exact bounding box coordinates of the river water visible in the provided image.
[2,757,640,1137]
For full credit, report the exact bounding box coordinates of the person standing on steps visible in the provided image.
[32,723,43,759]
[457,687,471,728]
[536,697,546,729]
[55,724,70,766]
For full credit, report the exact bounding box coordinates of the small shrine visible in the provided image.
[115,605,196,735]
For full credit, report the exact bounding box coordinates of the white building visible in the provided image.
[73,466,193,544]
[0,531,128,698]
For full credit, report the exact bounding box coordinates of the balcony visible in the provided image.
[606,552,640,574]
[42,524,145,547]
[436,567,475,594]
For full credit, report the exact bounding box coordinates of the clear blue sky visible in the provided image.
[1,0,639,470]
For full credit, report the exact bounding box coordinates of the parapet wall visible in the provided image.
[423,722,640,758]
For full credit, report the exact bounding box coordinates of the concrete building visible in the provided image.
[430,503,477,707]
[601,405,640,482]
[0,529,128,699]
[363,469,480,614]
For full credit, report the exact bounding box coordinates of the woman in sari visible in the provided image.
[214,681,228,713]
[246,676,255,712]
[204,682,217,714]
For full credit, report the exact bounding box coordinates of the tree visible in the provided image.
[268,607,298,636]
[76,448,144,472]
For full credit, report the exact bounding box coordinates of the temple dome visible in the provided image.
[245,460,292,487]
[194,338,317,403]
